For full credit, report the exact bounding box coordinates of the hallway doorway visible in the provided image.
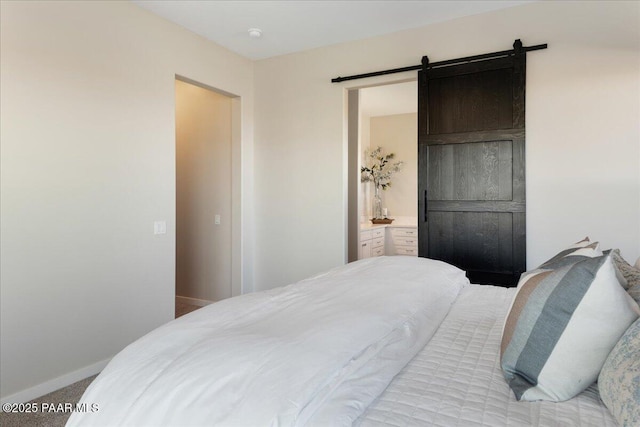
[175,78,234,315]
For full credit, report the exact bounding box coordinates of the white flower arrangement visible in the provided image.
[361,146,404,220]
[360,146,403,190]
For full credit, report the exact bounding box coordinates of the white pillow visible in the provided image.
[501,253,639,401]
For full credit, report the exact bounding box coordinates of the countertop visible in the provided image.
[360,216,417,230]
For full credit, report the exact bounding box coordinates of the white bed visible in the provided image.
[67,256,467,426]
[66,255,637,426]
[357,285,617,427]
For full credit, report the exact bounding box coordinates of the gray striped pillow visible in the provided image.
[538,241,601,270]
[501,253,639,402]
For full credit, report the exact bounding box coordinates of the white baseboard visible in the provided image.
[176,295,215,307]
[0,358,110,405]
[1,297,214,405]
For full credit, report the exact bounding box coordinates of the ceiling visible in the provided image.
[131,1,532,60]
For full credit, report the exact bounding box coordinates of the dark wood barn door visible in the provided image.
[418,52,526,286]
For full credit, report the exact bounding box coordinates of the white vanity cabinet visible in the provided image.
[359,227,385,259]
[386,226,418,256]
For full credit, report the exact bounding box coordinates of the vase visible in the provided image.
[372,185,382,219]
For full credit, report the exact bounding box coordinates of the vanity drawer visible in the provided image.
[396,247,418,256]
[390,227,417,238]
[372,228,385,239]
[394,237,417,247]
[372,237,385,249]
[372,246,385,257]
[360,230,373,241]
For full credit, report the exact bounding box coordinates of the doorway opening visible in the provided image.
[174,77,241,318]
[347,80,418,262]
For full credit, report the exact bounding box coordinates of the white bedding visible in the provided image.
[357,285,617,427]
[67,256,467,427]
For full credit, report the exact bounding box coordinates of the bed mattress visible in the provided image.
[357,285,617,427]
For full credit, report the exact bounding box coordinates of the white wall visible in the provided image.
[0,1,254,401]
[369,113,418,219]
[254,0,640,291]
[175,80,232,302]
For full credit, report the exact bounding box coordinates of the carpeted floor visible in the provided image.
[0,302,201,427]
[175,301,203,318]
[0,375,97,427]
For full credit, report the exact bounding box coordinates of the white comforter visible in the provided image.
[66,256,468,427]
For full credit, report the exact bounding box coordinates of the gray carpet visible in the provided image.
[0,302,201,427]
[175,301,203,318]
[0,375,97,427]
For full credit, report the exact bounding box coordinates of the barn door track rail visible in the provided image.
[330,39,547,83]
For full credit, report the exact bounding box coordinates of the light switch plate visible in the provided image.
[214,214,221,225]
[154,221,167,235]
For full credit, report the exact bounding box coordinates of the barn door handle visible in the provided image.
[424,190,428,222]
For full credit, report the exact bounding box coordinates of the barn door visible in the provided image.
[418,46,526,286]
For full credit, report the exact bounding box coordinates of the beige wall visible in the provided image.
[0,1,254,401]
[359,112,371,221]
[254,0,640,291]
[369,113,417,219]
[2,0,639,405]
[175,80,232,302]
